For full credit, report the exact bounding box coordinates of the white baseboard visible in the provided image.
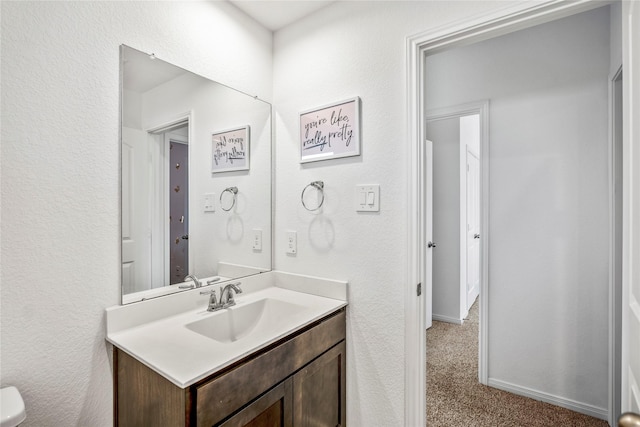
[432,314,463,325]
[487,379,608,421]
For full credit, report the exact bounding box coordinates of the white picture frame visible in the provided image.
[211,126,250,173]
[299,97,361,163]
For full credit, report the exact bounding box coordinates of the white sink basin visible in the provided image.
[185,298,306,343]
[106,274,347,388]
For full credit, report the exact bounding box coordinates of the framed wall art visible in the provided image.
[299,97,360,163]
[211,126,250,173]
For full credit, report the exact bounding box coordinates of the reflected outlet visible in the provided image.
[252,229,262,251]
[286,231,297,255]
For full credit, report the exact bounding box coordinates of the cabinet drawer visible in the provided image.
[196,310,345,426]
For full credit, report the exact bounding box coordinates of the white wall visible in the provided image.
[0,2,272,425]
[272,1,526,425]
[425,7,610,412]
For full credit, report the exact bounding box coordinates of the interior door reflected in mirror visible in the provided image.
[120,45,272,304]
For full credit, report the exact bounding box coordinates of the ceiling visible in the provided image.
[228,0,335,31]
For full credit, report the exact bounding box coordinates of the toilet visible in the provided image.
[0,387,26,427]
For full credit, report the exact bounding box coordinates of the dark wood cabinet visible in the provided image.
[293,341,346,427]
[114,308,346,427]
[218,380,292,427]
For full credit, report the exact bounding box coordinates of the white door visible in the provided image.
[466,149,480,310]
[121,126,151,294]
[621,0,640,420]
[425,140,434,329]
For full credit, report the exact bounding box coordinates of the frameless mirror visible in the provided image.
[120,45,271,304]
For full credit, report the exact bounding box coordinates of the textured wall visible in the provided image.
[0,2,272,425]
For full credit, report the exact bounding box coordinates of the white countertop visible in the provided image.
[106,271,347,388]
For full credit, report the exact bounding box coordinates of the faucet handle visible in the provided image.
[201,289,221,311]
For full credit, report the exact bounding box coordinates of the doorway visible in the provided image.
[425,105,486,328]
[166,128,189,285]
[407,4,619,426]
[146,117,191,289]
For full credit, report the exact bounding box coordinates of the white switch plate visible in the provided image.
[286,231,297,255]
[252,229,262,251]
[356,185,380,212]
[204,193,216,212]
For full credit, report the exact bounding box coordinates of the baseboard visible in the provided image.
[487,379,608,421]
[432,314,463,325]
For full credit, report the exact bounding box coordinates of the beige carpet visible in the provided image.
[426,302,609,427]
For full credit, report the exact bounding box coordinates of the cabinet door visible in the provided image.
[293,341,346,427]
[218,380,292,427]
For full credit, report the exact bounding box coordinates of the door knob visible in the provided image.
[618,412,640,427]
[427,241,436,248]
[474,234,480,239]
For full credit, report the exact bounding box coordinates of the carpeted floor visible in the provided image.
[426,301,610,427]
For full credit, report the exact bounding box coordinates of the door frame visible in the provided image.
[147,112,193,287]
[425,102,488,332]
[404,1,611,425]
[608,64,623,426]
[620,0,640,419]
[165,131,189,285]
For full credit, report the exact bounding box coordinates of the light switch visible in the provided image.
[358,191,367,205]
[252,229,262,251]
[356,185,380,212]
[204,193,216,212]
[286,231,297,255]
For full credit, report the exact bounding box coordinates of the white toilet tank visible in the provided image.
[0,387,26,427]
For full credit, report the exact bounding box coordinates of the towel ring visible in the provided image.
[220,187,238,211]
[301,181,324,211]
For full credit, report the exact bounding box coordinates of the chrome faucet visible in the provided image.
[179,274,201,289]
[219,282,243,308]
[200,282,242,312]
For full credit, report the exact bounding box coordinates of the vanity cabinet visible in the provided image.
[114,308,346,427]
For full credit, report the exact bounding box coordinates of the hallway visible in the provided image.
[426,303,610,426]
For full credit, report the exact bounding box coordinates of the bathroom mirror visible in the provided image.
[120,45,271,304]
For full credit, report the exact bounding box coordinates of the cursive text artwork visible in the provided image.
[211,126,250,173]
[299,97,360,163]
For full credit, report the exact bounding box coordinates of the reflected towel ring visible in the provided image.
[220,187,238,211]
[301,181,324,211]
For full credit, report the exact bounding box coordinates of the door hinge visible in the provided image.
[417,283,422,296]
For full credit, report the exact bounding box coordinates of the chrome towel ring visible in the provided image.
[301,181,324,211]
[220,187,238,211]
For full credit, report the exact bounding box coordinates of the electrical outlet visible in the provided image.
[204,193,216,212]
[252,229,262,251]
[286,231,297,255]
